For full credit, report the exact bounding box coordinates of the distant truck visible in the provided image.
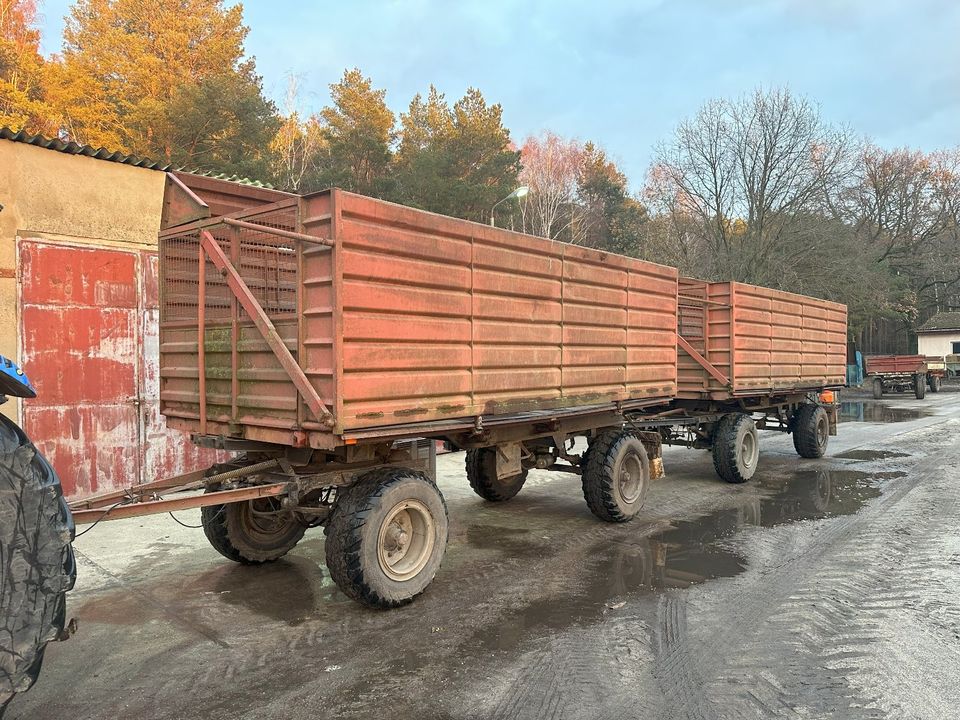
[864,354,944,399]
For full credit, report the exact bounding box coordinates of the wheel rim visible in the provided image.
[816,415,828,447]
[740,430,757,470]
[377,500,435,582]
[618,452,645,504]
[239,498,296,542]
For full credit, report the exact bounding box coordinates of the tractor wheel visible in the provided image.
[929,375,941,393]
[711,413,760,484]
[872,378,883,399]
[201,490,306,564]
[465,448,528,502]
[0,415,75,715]
[325,468,448,608]
[581,431,650,522]
[792,403,829,458]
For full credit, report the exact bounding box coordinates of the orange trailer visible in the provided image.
[69,179,847,607]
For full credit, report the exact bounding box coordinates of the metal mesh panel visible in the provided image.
[160,204,300,324]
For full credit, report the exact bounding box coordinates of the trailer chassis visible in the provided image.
[68,389,838,608]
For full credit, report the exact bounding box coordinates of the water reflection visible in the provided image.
[476,467,898,650]
[840,401,928,423]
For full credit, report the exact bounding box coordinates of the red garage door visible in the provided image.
[19,240,217,499]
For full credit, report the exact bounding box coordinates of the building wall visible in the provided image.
[0,140,166,423]
[918,331,960,357]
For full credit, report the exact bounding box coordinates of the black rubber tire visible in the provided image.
[872,378,883,399]
[914,374,926,400]
[201,491,305,564]
[324,468,448,608]
[581,431,650,523]
[792,403,829,458]
[711,413,760,484]
[0,415,75,715]
[464,448,528,502]
[930,375,941,393]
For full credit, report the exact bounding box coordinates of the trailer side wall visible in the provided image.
[334,192,678,431]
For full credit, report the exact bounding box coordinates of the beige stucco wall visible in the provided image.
[0,139,167,420]
[918,331,960,357]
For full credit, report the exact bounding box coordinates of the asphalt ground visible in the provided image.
[10,388,960,719]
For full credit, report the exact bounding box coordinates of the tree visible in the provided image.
[518,132,585,241]
[161,64,278,178]
[577,143,648,254]
[648,88,855,286]
[393,86,520,222]
[315,68,394,195]
[0,0,52,132]
[848,146,960,323]
[47,0,276,176]
[270,76,325,192]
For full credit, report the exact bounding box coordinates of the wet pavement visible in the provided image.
[10,389,960,720]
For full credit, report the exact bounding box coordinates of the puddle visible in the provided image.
[835,449,911,461]
[840,401,929,423]
[477,467,898,651]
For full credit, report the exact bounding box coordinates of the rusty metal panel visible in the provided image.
[160,189,681,444]
[864,355,926,375]
[472,223,563,414]
[139,251,223,485]
[626,258,678,399]
[678,278,845,397]
[730,282,846,391]
[19,242,141,498]
[332,194,678,430]
[158,199,330,446]
[336,193,475,427]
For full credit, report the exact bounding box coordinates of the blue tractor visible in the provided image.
[0,356,75,717]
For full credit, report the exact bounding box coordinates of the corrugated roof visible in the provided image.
[918,312,960,332]
[0,126,274,188]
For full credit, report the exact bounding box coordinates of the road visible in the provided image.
[10,390,960,720]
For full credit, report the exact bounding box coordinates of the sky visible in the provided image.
[36,0,960,189]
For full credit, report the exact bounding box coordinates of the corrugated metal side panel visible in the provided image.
[863,355,926,375]
[336,194,475,427]
[335,193,678,431]
[561,245,629,403]
[730,282,846,391]
[472,223,563,414]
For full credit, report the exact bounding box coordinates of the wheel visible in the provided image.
[581,431,650,522]
[872,378,883,399]
[929,375,941,393]
[711,413,760,484]
[0,415,76,714]
[914,374,926,400]
[465,447,528,502]
[792,403,829,458]
[325,467,448,608]
[201,490,306,564]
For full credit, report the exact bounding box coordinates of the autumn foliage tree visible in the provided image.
[0,0,52,131]
[44,0,277,176]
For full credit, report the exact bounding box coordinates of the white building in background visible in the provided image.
[917,312,960,357]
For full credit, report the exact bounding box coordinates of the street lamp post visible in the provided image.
[490,186,530,227]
